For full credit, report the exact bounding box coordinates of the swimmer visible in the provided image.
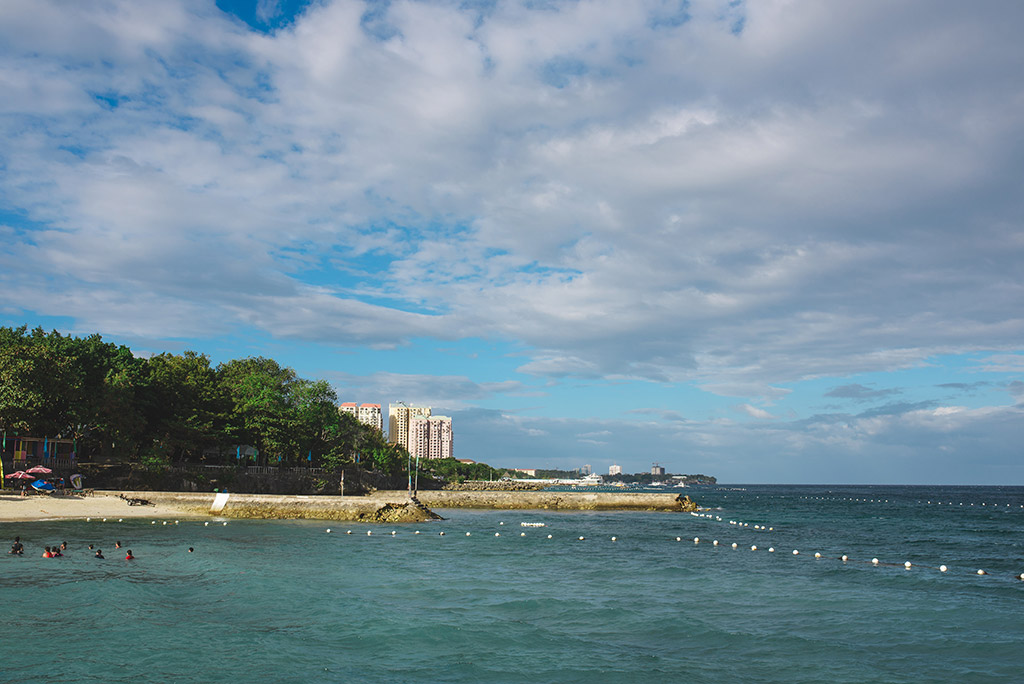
[52,546,63,557]
[94,549,104,559]
[9,537,24,555]
[88,544,94,550]
[115,541,122,549]
[60,541,68,550]
[42,546,53,558]
[125,550,134,560]
[188,547,194,553]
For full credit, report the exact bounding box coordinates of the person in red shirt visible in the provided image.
[125,549,134,560]
[42,546,53,558]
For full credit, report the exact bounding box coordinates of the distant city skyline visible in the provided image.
[1,1,1022,483]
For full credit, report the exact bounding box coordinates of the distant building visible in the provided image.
[515,468,538,477]
[651,463,665,476]
[339,402,383,432]
[608,464,622,476]
[389,403,431,450]
[427,416,453,460]
[358,403,382,432]
[582,464,592,475]
[405,412,453,461]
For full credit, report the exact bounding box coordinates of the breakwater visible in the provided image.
[407,490,697,511]
[116,491,439,522]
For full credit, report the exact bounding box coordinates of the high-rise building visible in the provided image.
[651,463,665,476]
[389,403,431,450]
[357,403,382,432]
[427,416,453,460]
[405,414,453,461]
[609,464,622,476]
[339,402,383,433]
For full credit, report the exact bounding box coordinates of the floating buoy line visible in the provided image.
[77,515,1023,582]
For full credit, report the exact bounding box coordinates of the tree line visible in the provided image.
[0,326,405,473]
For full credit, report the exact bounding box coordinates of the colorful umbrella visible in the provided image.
[5,471,36,480]
[26,465,53,474]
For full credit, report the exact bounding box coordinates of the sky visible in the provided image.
[1,0,1022,484]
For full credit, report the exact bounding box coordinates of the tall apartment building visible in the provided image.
[338,402,383,432]
[427,415,452,460]
[388,403,431,450]
[407,414,453,461]
[609,464,622,476]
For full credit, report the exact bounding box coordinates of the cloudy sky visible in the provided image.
[1,0,1022,483]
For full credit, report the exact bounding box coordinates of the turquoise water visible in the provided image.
[1,485,1022,683]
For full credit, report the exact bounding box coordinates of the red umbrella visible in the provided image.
[5,471,36,480]
[26,465,52,474]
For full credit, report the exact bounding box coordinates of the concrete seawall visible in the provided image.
[407,490,697,511]
[114,490,697,521]
[118,491,438,522]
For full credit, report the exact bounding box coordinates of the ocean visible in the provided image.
[1,484,1022,683]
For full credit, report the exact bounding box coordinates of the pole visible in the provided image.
[414,454,420,495]
[407,449,412,497]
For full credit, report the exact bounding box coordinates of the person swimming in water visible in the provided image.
[115,541,122,549]
[125,549,134,560]
[188,547,194,553]
[42,546,53,558]
[51,546,63,557]
[94,549,104,559]
[9,537,24,555]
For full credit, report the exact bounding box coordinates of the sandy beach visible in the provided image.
[0,491,198,523]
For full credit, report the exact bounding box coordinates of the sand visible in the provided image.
[0,491,198,523]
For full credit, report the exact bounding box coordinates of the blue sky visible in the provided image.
[2,0,1023,483]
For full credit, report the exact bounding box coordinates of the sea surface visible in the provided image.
[1,484,1022,683]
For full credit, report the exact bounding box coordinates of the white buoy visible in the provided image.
[415,531,420,535]
[904,561,912,569]
[1018,573,1024,580]
[768,547,775,553]
[495,532,500,537]
[769,527,773,531]
[751,545,757,551]
[611,536,617,542]
[841,555,848,561]
[499,522,504,525]
[466,532,471,536]
[792,550,799,555]
[694,537,700,543]
[151,521,155,525]
[204,522,209,526]
[578,536,585,541]
[713,540,719,546]
[367,531,372,536]
[676,537,682,542]
[326,529,331,533]
[87,518,91,521]
[174,520,179,525]
[439,531,445,536]
[872,558,879,565]
[162,521,167,525]
[346,530,351,534]
[521,533,526,537]
[814,552,821,559]
[391,530,396,536]
[547,534,552,539]
[222,522,227,526]
[732,543,738,549]
[119,519,123,523]
[939,565,948,572]
[103,518,107,522]
[977,569,987,575]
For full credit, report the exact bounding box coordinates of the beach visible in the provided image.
[0,491,198,522]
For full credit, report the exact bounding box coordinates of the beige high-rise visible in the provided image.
[389,403,431,450]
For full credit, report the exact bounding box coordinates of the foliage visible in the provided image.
[0,326,386,469]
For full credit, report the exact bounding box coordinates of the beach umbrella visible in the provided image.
[26,465,52,474]
[5,471,36,480]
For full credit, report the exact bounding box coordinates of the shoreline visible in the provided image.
[0,489,695,523]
